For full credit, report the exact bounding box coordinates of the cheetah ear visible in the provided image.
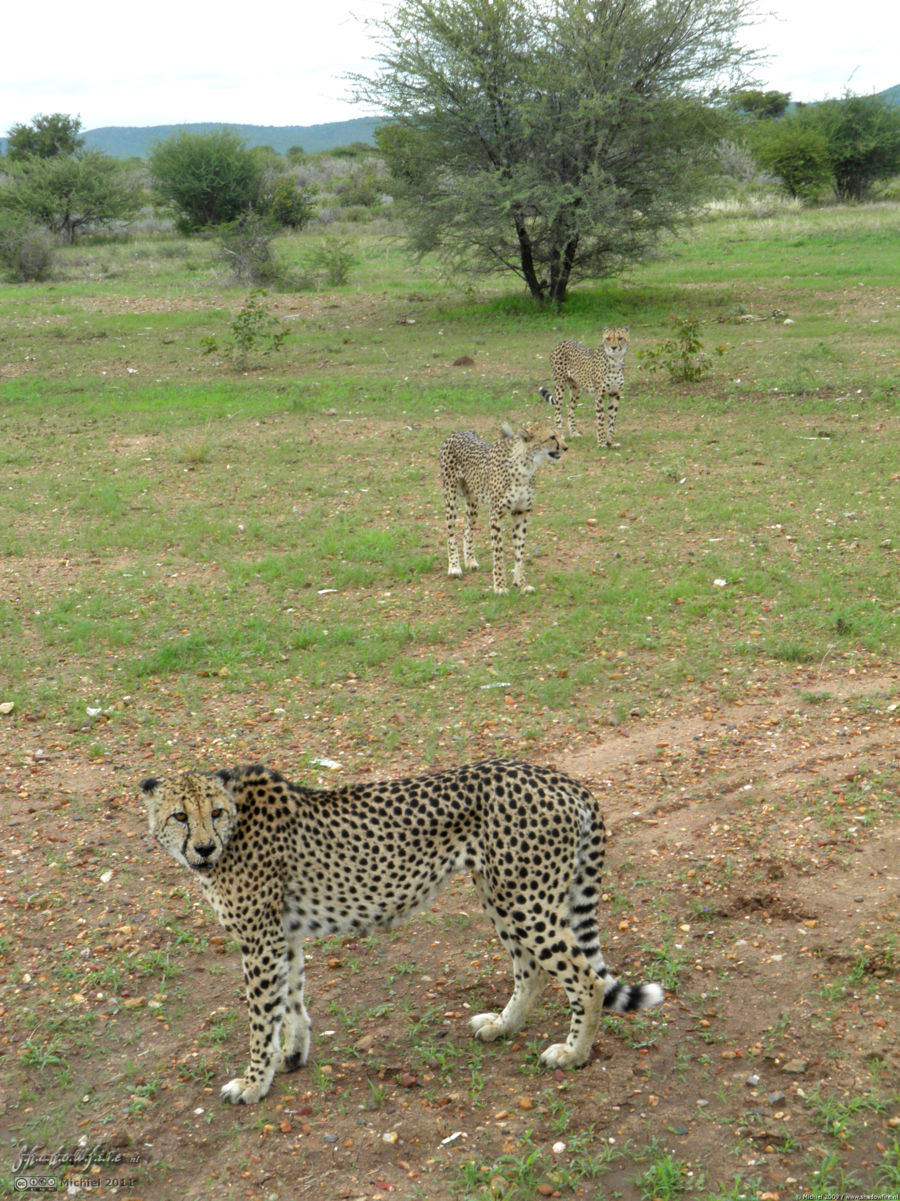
[212,767,239,795]
[499,421,516,440]
[140,776,161,798]
[519,422,536,442]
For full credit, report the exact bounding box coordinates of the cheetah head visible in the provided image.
[516,421,567,464]
[141,770,237,873]
[600,326,629,360]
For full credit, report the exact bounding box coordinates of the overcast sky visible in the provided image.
[2,0,897,135]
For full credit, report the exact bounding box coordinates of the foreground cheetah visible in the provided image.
[440,421,566,594]
[141,760,664,1104]
[540,328,629,445]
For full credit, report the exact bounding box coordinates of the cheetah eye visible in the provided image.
[211,808,224,820]
[173,812,189,824]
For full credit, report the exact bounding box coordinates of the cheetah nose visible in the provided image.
[193,841,216,859]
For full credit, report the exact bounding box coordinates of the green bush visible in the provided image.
[148,129,265,233]
[752,124,833,201]
[260,175,316,229]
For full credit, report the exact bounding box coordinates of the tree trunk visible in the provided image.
[514,215,546,304]
[548,234,579,307]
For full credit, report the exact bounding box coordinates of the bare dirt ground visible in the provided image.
[1,663,898,1200]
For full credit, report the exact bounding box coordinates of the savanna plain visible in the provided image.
[1,201,899,1201]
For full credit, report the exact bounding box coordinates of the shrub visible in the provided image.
[260,175,316,229]
[307,235,357,287]
[148,129,265,233]
[217,211,282,285]
[638,314,726,382]
[752,124,833,201]
[201,290,289,371]
[0,213,56,281]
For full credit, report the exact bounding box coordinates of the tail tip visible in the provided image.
[642,982,665,1009]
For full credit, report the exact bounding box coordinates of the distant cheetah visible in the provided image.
[540,328,629,445]
[439,421,566,594]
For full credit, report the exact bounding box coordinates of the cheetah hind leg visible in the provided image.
[278,937,311,1073]
[566,831,664,1021]
[469,891,547,1039]
[566,390,581,438]
[443,480,464,577]
[462,495,480,571]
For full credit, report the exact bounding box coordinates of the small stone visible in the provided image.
[745,1074,760,1087]
[322,1133,338,1144]
[382,1131,399,1145]
[671,1124,688,1136]
[768,1091,786,1105]
[0,701,14,715]
[782,1059,807,1074]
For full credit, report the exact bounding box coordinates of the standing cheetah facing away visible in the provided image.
[440,421,566,594]
[540,328,629,446]
[141,760,664,1104]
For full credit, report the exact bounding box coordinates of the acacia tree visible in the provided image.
[357,0,759,305]
[806,93,900,201]
[1,152,140,243]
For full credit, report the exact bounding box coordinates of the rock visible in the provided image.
[782,1059,807,1074]
[768,1090,786,1105]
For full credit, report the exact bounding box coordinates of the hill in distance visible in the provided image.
[79,117,381,159]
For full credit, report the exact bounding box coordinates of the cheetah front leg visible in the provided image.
[510,511,534,593]
[221,922,288,1104]
[598,388,620,448]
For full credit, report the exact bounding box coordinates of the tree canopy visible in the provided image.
[5,113,85,160]
[357,0,760,304]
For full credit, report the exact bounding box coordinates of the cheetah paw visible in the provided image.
[469,1012,506,1042]
[221,1075,268,1104]
[538,1043,588,1070]
[448,566,463,578]
[277,1049,307,1074]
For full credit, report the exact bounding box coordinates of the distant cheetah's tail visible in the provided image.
[539,385,554,405]
[601,973,665,1014]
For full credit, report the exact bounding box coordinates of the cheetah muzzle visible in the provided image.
[141,760,664,1104]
